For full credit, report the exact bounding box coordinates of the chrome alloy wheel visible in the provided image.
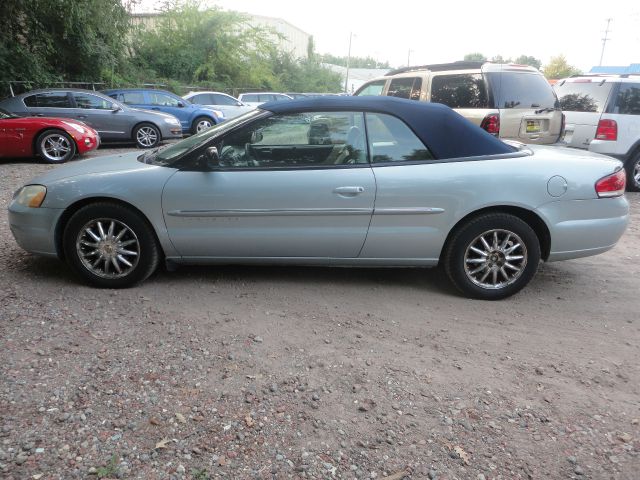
[136,126,158,147]
[76,219,140,279]
[464,229,527,290]
[41,133,71,161]
[196,119,212,132]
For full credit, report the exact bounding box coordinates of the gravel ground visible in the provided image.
[1,147,639,480]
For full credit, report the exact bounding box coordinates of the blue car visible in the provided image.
[102,89,225,135]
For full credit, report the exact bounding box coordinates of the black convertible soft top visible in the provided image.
[260,96,515,159]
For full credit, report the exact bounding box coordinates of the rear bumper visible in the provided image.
[537,196,629,262]
[8,203,63,257]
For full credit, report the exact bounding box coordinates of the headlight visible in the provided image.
[211,110,224,119]
[62,121,86,134]
[164,117,180,125]
[14,185,47,208]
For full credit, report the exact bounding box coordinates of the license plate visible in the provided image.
[526,120,541,133]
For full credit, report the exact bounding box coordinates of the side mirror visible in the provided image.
[111,104,122,112]
[236,101,243,107]
[177,102,185,108]
[194,146,220,171]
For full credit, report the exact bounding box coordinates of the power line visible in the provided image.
[599,18,612,66]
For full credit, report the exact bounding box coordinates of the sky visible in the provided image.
[134,0,640,72]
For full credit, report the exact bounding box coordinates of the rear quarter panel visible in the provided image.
[361,147,624,260]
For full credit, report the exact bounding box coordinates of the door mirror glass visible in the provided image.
[111,104,121,112]
[193,146,219,171]
[177,102,185,108]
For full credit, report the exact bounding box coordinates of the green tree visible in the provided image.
[513,55,542,70]
[0,0,132,91]
[320,53,390,69]
[133,1,341,92]
[463,52,487,62]
[543,55,582,80]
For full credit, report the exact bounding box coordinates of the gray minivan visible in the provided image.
[0,89,183,148]
[355,61,564,145]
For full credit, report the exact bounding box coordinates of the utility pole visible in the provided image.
[344,32,353,94]
[599,18,612,66]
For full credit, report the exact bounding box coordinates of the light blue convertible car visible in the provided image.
[9,97,629,299]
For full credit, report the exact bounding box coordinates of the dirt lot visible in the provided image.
[1,147,639,480]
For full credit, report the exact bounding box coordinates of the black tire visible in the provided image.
[443,213,541,300]
[35,129,76,164]
[133,123,161,149]
[63,202,160,288]
[625,152,640,192]
[191,116,215,135]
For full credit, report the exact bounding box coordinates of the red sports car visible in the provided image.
[0,108,99,163]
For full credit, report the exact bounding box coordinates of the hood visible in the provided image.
[29,152,167,184]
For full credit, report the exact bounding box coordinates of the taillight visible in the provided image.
[595,119,617,140]
[595,169,626,197]
[481,113,500,136]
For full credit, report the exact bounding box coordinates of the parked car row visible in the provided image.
[0,88,322,163]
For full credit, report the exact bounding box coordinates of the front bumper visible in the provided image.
[8,203,63,258]
[160,123,183,139]
[538,196,629,262]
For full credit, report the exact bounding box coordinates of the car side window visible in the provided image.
[24,92,72,108]
[430,74,489,109]
[73,93,114,110]
[215,111,367,168]
[614,84,640,115]
[365,113,434,163]
[242,94,259,103]
[387,77,422,100]
[150,92,180,107]
[212,94,237,106]
[120,92,145,104]
[189,94,209,104]
[355,80,386,96]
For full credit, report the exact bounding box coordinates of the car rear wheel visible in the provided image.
[625,152,640,192]
[192,116,214,134]
[133,123,161,148]
[63,202,160,288]
[36,130,76,163]
[443,213,541,300]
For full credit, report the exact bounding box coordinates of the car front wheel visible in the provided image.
[36,130,76,163]
[63,202,160,288]
[192,116,214,134]
[625,152,640,192]
[443,213,541,300]
[133,123,161,148]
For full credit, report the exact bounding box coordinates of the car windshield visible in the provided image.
[0,108,17,119]
[146,109,265,166]
[486,72,559,109]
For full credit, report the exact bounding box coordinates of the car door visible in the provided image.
[147,91,189,131]
[162,111,375,258]
[359,112,449,263]
[70,91,129,140]
[0,115,30,157]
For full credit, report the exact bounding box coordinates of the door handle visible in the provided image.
[151,107,160,110]
[35,113,44,117]
[77,115,87,119]
[333,186,365,194]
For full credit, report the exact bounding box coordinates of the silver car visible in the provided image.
[0,88,182,149]
[8,97,629,299]
[182,91,254,120]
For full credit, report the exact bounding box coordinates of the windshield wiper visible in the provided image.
[534,107,558,114]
